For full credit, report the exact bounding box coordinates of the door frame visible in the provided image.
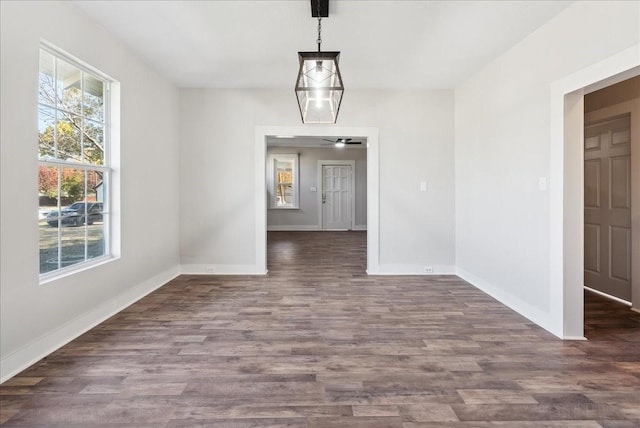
[255,126,379,274]
[549,44,639,339]
[317,160,356,230]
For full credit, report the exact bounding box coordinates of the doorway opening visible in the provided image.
[582,76,639,339]
[551,44,639,339]
[254,126,379,275]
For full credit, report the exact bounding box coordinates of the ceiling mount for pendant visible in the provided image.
[295,0,344,124]
[310,0,329,17]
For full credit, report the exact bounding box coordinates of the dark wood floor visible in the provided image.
[1,231,639,427]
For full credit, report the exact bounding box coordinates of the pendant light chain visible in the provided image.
[316,0,322,52]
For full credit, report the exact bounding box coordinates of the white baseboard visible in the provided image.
[267,225,320,231]
[456,267,559,338]
[352,224,367,231]
[563,335,587,341]
[373,264,457,275]
[180,264,267,275]
[0,265,180,383]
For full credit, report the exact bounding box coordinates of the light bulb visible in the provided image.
[335,142,345,148]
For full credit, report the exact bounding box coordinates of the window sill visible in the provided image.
[39,255,119,285]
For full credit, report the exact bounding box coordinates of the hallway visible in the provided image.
[1,232,639,427]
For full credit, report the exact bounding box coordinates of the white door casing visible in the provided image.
[321,164,352,230]
[584,114,632,301]
[255,127,379,275]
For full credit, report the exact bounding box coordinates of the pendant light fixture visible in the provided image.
[295,0,344,124]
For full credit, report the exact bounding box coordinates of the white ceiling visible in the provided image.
[74,0,572,89]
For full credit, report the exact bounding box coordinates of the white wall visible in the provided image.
[180,89,455,274]
[267,146,367,230]
[0,1,181,381]
[454,1,639,336]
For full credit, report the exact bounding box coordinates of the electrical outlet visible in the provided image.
[424,266,433,273]
[205,265,215,273]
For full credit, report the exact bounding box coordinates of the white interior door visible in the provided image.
[322,165,352,230]
[584,114,632,301]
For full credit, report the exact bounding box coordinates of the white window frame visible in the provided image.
[267,153,299,209]
[38,43,115,282]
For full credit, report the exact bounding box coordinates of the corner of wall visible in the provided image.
[0,265,180,383]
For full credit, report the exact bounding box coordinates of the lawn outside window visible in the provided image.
[38,44,114,279]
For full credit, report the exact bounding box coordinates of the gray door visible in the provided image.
[322,165,352,230]
[584,114,632,301]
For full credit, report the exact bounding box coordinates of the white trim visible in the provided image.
[563,336,588,341]
[584,286,632,306]
[549,44,640,339]
[181,264,268,275]
[39,255,117,285]
[255,126,379,274]
[456,267,557,338]
[0,265,180,383]
[317,160,356,230]
[38,42,116,282]
[267,225,320,231]
[373,265,457,275]
[353,224,367,231]
[255,129,267,274]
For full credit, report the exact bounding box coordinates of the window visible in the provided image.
[267,154,299,209]
[38,46,113,277]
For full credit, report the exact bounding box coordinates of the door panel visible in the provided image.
[610,226,631,282]
[584,159,600,208]
[584,224,600,273]
[584,114,632,301]
[322,165,352,230]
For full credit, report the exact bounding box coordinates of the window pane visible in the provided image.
[60,168,88,269]
[277,184,293,207]
[39,50,56,107]
[39,165,60,274]
[83,74,104,122]
[56,115,82,162]
[57,59,82,115]
[88,214,106,260]
[84,120,104,165]
[61,168,86,207]
[60,222,87,269]
[40,221,60,274]
[38,106,56,159]
[87,170,105,201]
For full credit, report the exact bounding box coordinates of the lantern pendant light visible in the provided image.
[295,0,344,124]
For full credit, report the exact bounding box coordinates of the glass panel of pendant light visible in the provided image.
[295,52,344,124]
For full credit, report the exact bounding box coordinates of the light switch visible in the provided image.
[539,177,547,191]
[310,187,317,192]
[419,181,428,192]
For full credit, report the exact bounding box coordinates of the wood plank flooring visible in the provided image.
[1,231,639,427]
